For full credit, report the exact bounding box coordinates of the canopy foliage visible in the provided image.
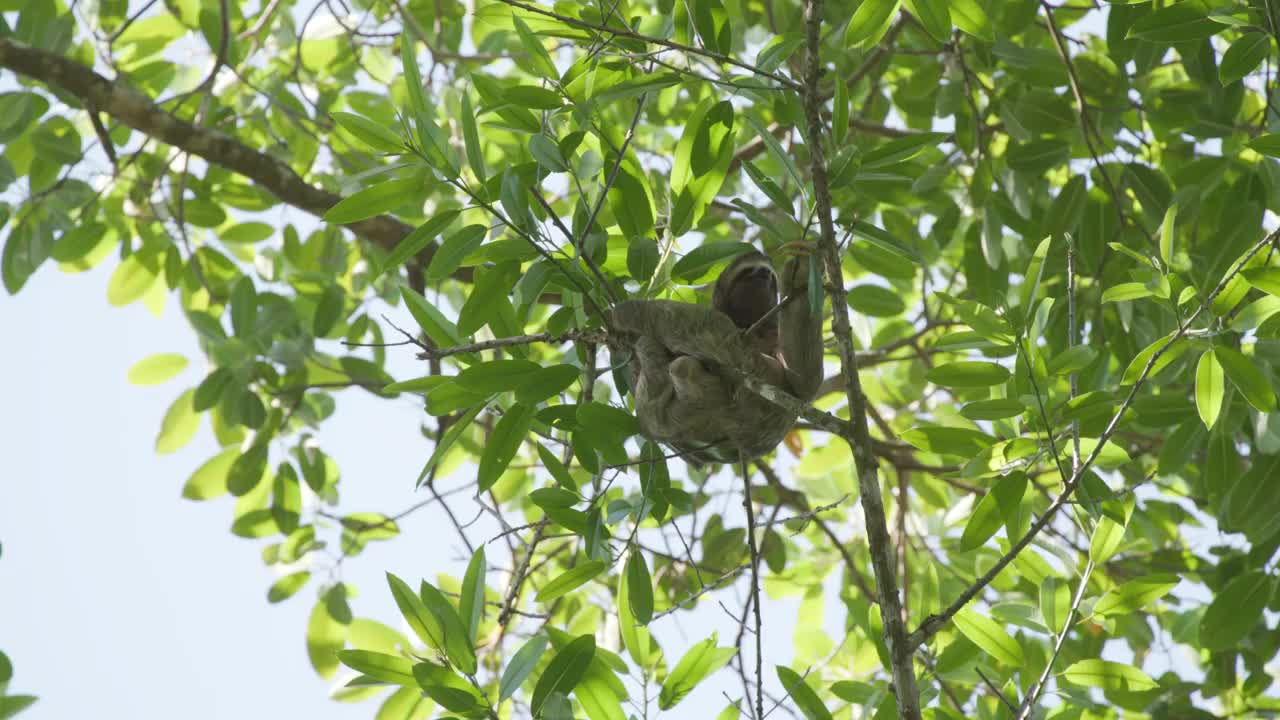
[4,0,1280,718]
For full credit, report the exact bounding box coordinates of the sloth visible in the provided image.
[609,249,824,464]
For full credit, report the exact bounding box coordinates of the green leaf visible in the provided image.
[419,580,478,675]
[627,237,660,283]
[900,425,995,458]
[925,361,1011,388]
[1214,347,1276,412]
[387,572,446,652]
[338,649,417,686]
[960,398,1025,421]
[958,488,1004,552]
[1220,32,1270,85]
[128,353,188,385]
[1093,574,1179,618]
[953,608,1025,666]
[324,177,421,225]
[0,696,36,719]
[227,444,268,496]
[671,99,735,234]
[1129,1,1221,42]
[1241,266,1280,296]
[605,151,656,238]
[531,635,596,717]
[461,92,486,183]
[1020,237,1052,314]
[902,0,949,43]
[267,571,310,603]
[477,402,537,492]
[313,284,344,337]
[1007,139,1069,174]
[744,115,803,190]
[413,662,481,712]
[756,33,804,72]
[530,134,568,172]
[401,286,463,347]
[832,76,849,146]
[416,403,487,486]
[1102,282,1155,304]
[625,552,654,625]
[457,359,544,393]
[743,161,794,211]
[847,284,906,317]
[500,635,549,702]
[512,15,558,80]
[1199,570,1275,651]
[536,560,608,603]
[1121,333,1187,385]
[1195,350,1225,430]
[459,547,487,644]
[671,242,754,282]
[659,634,736,709]
[1061,659,1159,692]
[1047,346,1097,376]
[107,255,158,306]
[504,84,563,109]
[306,587,349,678]
[156,388,200,455]
[383,209,462,280]
[1158,201,1176,266]
[776,666,833,720]
[862,133,949,170]
[1040,577,1071,634]
[227,274,257,335]
[845,0,899,47]
[516,365,580,405]
[333,111,404,153]
[950,0,993,42]
[1248,133,1280,157]
[1089,516,1126,564]
[182,448,237,500]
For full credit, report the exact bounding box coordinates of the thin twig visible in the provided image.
[740,453,765,720]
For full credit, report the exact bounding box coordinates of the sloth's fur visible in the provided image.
[610,250,824,464]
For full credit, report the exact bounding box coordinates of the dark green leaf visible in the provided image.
[625,552,654,624]
[531,635,596,716]
[383,209,462,280]
[478,402,537,492]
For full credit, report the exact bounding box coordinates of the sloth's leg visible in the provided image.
[778,256,825,400]
[632,335,677,434]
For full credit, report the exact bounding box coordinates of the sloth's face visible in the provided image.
[714,251,779,331]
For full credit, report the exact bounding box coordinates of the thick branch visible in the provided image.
[801,3,922,719]
[0,38,458,276]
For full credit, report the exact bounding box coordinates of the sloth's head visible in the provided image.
[713,249,779,335]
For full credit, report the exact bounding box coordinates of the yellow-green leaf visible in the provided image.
[1061,659,1159,692]
[536,560,608,603]
[128,353,188,385]
[1195,350,1225,429]
[156,389,200,455]
[953,608,1024,666]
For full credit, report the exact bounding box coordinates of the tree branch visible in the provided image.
[800,3,922,718]
[0,38,468,280]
